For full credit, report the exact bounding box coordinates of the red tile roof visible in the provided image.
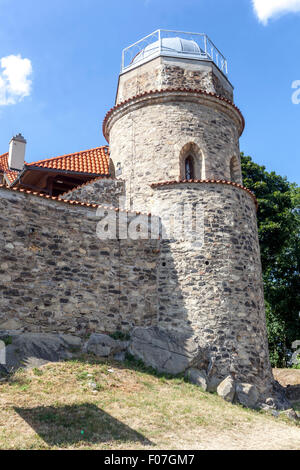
[103,88,245,142]
[0,152,9,172]
[27,146,110,175]
[0,184,151,216]
[0,146,110,187]
[0,153,20,184]
[150,179,258,209]
[5,170,19,184]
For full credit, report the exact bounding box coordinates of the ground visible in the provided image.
[0,357,299,450]
[273,368,300,387]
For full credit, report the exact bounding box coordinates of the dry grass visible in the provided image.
[0,356,299,450]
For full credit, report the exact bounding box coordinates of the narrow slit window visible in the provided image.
[185,156,194,180]
[230,156,239,183]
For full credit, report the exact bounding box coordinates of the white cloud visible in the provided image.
[252,0,300,24]
[0,54,32,106]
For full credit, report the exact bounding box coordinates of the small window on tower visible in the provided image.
[185,156,194,180]
[230,156,240,183]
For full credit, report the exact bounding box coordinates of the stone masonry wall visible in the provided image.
[117,56,234,104]
[0,188,159,335]
[108,95,241,213]
[152,182,273,396]
[62,178,125,208]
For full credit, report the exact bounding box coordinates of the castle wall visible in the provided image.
[152,182,273,395]
[0,188,159,335]
[62,178,125,208]
[117,56,234,103]
[108,94,241,212]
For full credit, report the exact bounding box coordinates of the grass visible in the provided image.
[0,356,299,450]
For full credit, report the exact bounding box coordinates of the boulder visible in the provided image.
[59,334,82,349]
[84,334,126,358]
[217,376,235,402]
[129,327,204,375]
[0,333,83,373]
[207,375,223,393]
[235,383,259,408]
[185,368,207,391]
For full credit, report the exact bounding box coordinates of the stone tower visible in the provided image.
[103,31,275,401]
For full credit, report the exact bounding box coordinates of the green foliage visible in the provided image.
[2,336,12,346]
[109,331,131,341]
[241,153,300,367]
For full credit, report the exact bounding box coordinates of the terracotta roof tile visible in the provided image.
[103,88,245,142]
[27,146,110,175]
[1,146,110,187]
[0,153,21,185]
[0,184,151,216]
[150,179,258,209]
[0,153,9,172]
[5,170,19,184]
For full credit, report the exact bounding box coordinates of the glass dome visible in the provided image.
[132,37,203,65]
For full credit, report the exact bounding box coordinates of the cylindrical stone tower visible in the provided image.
[103,31,276,402]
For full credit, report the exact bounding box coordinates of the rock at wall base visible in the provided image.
[185,368,207,391]
[1,330,294,416]
[129,327,204,375]
[217,376,235,403]
[207,376,223,393]
[235,383,259,409]
[84,333,127,358]
[0,333,83,373]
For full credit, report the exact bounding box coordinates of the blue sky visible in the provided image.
[0,0,300,184]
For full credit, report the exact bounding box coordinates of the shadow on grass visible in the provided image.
[14,403,153,447]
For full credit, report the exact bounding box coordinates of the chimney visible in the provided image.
[8,133,26,171]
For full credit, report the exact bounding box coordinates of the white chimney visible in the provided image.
[8,133,26,171]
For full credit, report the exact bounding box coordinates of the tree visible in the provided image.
[241,153,300,367]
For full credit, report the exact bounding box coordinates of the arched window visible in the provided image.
[185,156,195,180]
[179,143,203,180]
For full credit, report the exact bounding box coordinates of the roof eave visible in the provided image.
[23,165,110,178]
